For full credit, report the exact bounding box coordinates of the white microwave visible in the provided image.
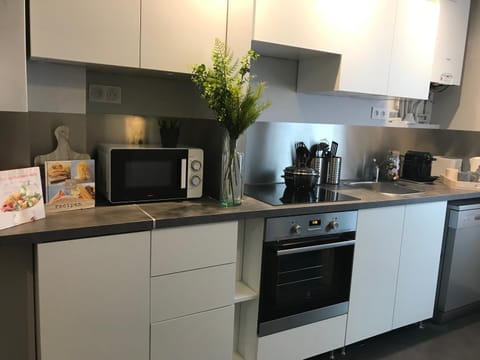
[97,144,203,204]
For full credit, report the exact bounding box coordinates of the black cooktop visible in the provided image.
[244,183,360,206]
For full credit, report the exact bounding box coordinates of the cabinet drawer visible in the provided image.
[151,221,237,276]
[151,263,235,322]
[257,315,347,360]
[151,305,234,360]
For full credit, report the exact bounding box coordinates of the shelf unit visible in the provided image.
[233,352,244,360]
[235,281,257,303]
[384,121,440,129]
[233,218,264,360]
[233,281,257,360]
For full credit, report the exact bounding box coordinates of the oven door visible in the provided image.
[110,148,188,203]
[258,235,354,336]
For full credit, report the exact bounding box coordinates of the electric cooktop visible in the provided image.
[244,183,360,206]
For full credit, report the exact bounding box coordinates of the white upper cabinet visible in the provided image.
[29,0,140,67]
[141,0,227,73]
[431,0,471,85]
[297,0,397,96]
[253,0,348,54]
[0,0,27,111]
[263,0,441,99]
[227,0,255,60]
[388,0,440,99]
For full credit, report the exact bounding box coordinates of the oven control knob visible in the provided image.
[326,220,339,232]
[191,160,202,171]
[190,175,201,186]
[290,224,302,235]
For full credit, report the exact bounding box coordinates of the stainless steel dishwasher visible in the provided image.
[435,199,480,322]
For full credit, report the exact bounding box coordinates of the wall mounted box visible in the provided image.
[431,0,471,85]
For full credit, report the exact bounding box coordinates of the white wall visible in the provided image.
[0,243,35,360]
[432,0,480,130]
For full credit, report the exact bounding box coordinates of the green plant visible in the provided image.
[192,39,270,206]
[191,39,270,141]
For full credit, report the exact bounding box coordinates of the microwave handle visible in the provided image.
[180,158,187,189]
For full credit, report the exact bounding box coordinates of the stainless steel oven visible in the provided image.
[258,211,357,336]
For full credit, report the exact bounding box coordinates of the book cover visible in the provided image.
[45,160,95,213]
[0,167,45,230]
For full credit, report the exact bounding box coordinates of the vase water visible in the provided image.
[220,135,244,207]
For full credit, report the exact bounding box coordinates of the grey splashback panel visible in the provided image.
[2,110,480,196]
[245,121,480,184]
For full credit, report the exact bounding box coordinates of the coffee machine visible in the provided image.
[401,150,436,182]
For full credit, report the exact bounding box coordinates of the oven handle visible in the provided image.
[277,240,355,256]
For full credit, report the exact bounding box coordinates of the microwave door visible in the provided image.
[110,149,188,203]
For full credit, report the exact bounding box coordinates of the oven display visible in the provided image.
[309,219,321,227]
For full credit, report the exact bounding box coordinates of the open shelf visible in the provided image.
[234,281,257,304]
[233,352,244,360]
[384,120,440,129]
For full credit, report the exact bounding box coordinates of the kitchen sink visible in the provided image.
[343,181,422,195]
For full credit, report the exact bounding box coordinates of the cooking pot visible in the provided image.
[283,166,319,189]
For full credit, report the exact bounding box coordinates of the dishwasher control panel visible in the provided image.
[449,208,480,229]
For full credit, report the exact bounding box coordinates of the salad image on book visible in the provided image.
[0,167,46,230]
[2,184,42,212]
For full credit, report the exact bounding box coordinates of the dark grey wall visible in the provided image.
[0,243,35,360]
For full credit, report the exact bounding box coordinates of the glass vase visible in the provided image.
[220,134,244,207]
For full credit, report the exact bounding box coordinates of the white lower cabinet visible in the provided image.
[150,221,238,359]
[151,263,235,322]
[257,315,347,360]
[35,203,447,360]
[346,206,404,345]
[36,232,150,360]
[346,201,447,345]
[151,305,234,360]
[393,201,448,329]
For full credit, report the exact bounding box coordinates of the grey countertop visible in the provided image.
[1,181,480,245]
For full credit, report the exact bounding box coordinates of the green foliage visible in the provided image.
[191,39,271,141]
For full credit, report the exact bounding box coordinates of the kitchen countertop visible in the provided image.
[1,181,479,245]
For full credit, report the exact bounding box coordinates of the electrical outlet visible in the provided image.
[370,106,389,121]
[89,84,122,104]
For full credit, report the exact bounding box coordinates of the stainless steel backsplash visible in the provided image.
[244,121,480,184]
[2,111,480,194]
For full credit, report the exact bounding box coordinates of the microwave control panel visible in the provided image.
[187,148,203,199]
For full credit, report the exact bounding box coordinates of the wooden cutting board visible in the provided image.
[34,125,90,165]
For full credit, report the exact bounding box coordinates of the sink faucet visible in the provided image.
[370,158,380,182]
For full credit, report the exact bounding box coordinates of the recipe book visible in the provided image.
[0,167,46,230]
[44,159,95,213]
